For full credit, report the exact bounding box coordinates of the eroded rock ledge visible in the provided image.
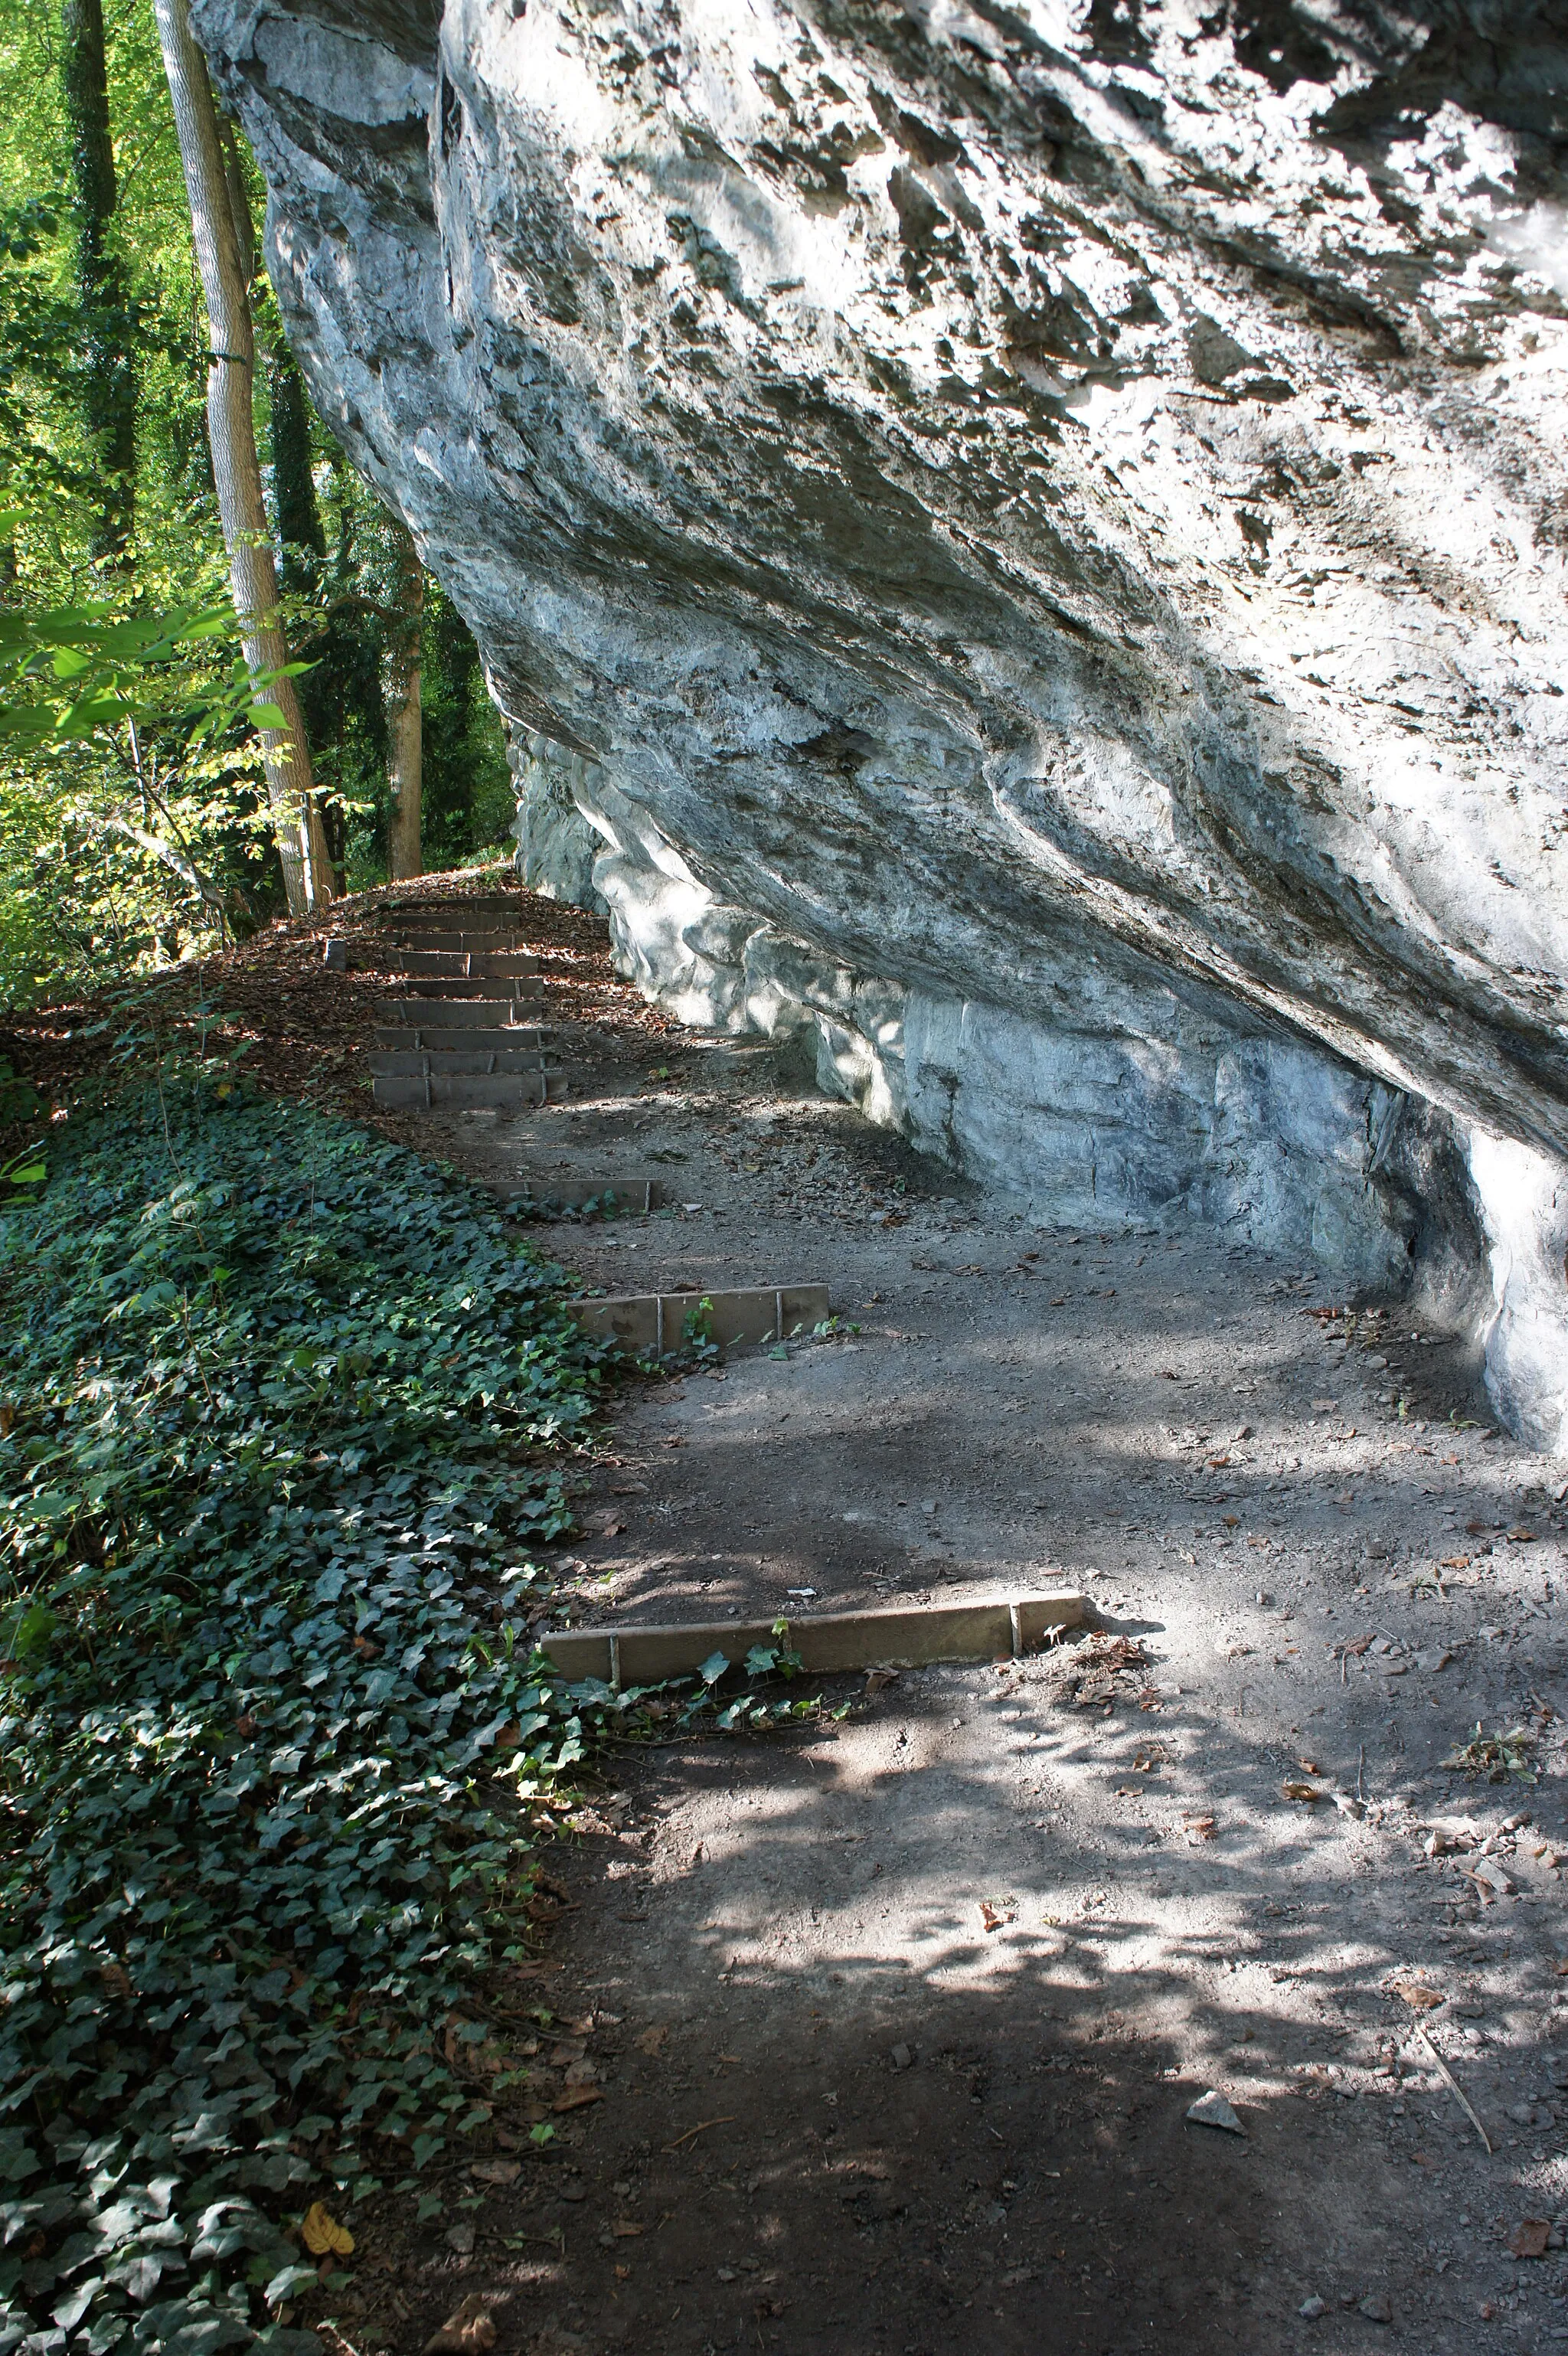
[198,0,1568,1449]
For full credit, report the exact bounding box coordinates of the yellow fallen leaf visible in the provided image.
[301,2201,354,2258]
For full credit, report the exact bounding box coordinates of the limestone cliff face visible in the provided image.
[197,0,1568,1449]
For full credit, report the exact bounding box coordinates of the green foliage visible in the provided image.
[0,582,297,995]
[0,15,514,1005]
[0,1080,609,2356]
[0,593,287,750]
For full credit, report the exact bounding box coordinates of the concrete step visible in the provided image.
[373,1024,555,1052]
[374,997,540,1028]
[381,947,541,978]
[377,899,528,927]
[541,1591,1087,1684]
[370,1049,560,1077]
[378,975,545,1001]
[566,1283,831,1354]
[389,931,532,956]
[373,1070,560,1111]
[488,1175,658,1215]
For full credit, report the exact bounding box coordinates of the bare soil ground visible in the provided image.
[11,877,1567,2356]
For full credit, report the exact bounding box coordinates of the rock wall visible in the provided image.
[195,0,1568,1449]
[521,738,1488,1304]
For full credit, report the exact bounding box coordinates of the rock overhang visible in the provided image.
[197,0,1568,1447]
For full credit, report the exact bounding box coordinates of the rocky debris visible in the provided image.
[1047,1630,1161,1716]
[199,0,1568,1450]
[1184,2090,1245,2135]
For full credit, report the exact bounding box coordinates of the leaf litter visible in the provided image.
[0,1079,819,2356]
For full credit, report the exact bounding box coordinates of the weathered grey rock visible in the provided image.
[1184,2089,1245,2135]
[198,0,1568,1449]
[507,733,607,914]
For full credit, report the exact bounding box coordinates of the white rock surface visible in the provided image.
[196,0,1568,1447]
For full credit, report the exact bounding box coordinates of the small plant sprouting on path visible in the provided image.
[678,1294,717,1365]
[0,1081,616,2356]
[1443,1721,1539,1783]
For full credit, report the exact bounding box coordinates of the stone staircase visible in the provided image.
[359,899,565,1114]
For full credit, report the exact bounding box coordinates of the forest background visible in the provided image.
[0,0,518,1012]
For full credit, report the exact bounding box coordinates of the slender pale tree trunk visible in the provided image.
[152,0,333,915]
[384,523,424,880]
[62,0,136,561]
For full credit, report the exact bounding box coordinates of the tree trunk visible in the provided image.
[61,0,135,561]
[268,348,326,596]
[384,524,424,881]
[151,0,333,916]
[269,347,344,889]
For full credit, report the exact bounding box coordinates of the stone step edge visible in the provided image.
[321,939,541,973]
[565,1283,830,1352]
[372,902,530,923]
[540,1590,1087,1685]
[374,996,541,1018]
[373,1028,555,1052]
[369,1053,560,1077]
[371,1073,560,1109]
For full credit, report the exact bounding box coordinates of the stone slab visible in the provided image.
[380,948,541,979]
[379,975,544,1001]
[375,997,540,1027]
[378,900,529,926]
[565,1283,830,1354]
[372,1071,554,1111]
[373,1024,555,1052]
[390,930,526,953]
[370,1050,559,1077]
[539,1591,1086,1684]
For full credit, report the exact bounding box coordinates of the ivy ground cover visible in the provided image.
[0,1083,606,2356]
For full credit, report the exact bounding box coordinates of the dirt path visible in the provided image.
[311,887,1568,2356]
[20,881,1560,2355]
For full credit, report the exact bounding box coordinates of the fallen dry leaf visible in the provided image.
[551,2086,603,2113]
[422,2293,498,2356]
[1283,1782,1325,1803]
[301,2202,354,2259]
[1510,2220,1551,2260]
[979,1902,1015,1933]
[1391,1981,1446,2013]
[1298,1759,1322,1775]
[612,2221,644,2238]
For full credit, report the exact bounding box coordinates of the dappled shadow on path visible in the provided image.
[392,1675,1540,2356]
